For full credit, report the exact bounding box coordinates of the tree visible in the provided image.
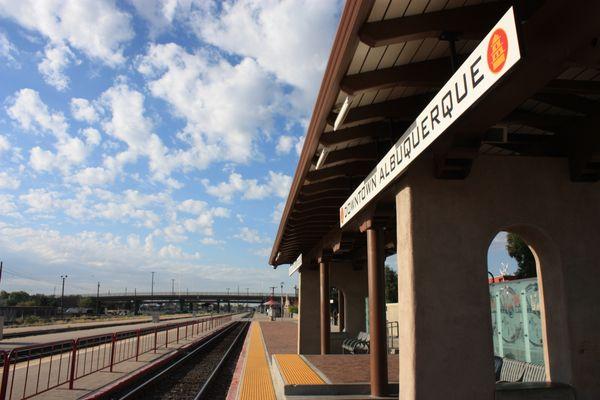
[506,233,537,278]
[78,296,95,309]
[384,265,398,303]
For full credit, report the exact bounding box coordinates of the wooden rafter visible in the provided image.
[359,1,511,47]
[340,57,452,95]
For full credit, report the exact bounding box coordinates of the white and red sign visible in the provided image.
[340,7,521,227]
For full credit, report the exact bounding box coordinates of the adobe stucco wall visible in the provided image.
[396,154,600,400]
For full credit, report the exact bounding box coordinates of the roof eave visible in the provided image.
[269,0,375,267]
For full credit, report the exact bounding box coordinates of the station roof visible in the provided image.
[270,0,600,267]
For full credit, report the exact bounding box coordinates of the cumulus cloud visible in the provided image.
[0,194,18,216]
[202,170,291,202]
[0,0,133,65]
[129,0,190,37]
[6,88,68,138]
[276,134,304,156]
[192,0,341,110]
[234,227,269,244]
[137,42,282,164]
[0,30,18,65]
[70,98,98,123]
[0,135,10,154]
[0,171,20,189]
[38,42,76,90]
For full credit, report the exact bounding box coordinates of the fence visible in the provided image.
[0,314,232,400]
[490,278,544,365]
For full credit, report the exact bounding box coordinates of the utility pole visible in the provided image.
[0,261,3,284]
[280,282,284,318]
[171,278,175,295]
[96,282,100,315]
[246,287,249,311]
[60,275,68,319]
[151,272,155,297]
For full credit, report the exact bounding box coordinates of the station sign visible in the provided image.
[340,7,521,227]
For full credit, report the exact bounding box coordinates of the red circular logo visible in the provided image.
[487,28,508,73]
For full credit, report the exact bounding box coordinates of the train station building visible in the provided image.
[270,0,600,399]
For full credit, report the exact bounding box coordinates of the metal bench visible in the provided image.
[498,358,527,382]
[497,358,545,383]
[342,331,370,354]
[522,362,545,382]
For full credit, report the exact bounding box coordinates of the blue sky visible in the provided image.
[0,0,517,296]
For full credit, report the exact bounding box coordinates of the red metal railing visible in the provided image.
[0,314,232,400]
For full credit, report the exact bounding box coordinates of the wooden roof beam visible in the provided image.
[321,142,379,166]
[359,1,511,47]
[305,160,374,183]
[331,94,430,129]
[533,93,597,115]
[319,121,391,146]
[341,57,452,95]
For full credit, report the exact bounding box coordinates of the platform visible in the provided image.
[236,315,399,399]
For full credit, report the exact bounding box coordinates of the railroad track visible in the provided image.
[97,319,250,400]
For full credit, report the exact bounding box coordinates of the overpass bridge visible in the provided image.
[78,291,297,313]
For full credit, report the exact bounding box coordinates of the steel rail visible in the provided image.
[193,321,249,400]
[116,320,248,400]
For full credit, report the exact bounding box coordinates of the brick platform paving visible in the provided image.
[304,354,399,383]
[258,320,297,355]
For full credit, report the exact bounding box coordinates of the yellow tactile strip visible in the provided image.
[274,354,325,385]
[239,322,276,400]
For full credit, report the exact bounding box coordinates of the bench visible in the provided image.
[496,357,546,383]
[342,331,370,354]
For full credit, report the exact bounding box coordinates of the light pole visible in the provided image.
[96,282,100,315]
[171,278,175,295]
[246,287,249,311]
[60,275,68,319]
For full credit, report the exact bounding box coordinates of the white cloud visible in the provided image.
[276,134,304,156]
[0,135,10,154]
[200,237,224,245]
[202,170,291,202]
[38,42,76,90]
[137,42,282,164]
[129,0,190,37]
[6,88,68,138]
[234,227,268,244]
[71,98,98,123]
[272,200,285,223]
[192,0,341,110]
[253,247,271,258]
[19,189,60,213]
[0,0,133,65]
[0,194,18,216]
[82,127,101,146]
[0,171,20,189]
[0,30,18,64]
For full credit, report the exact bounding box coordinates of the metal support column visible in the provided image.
[319,258,330,355]
[365,221,388,397]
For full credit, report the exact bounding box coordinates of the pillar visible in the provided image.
[363,220,388,397]
[338,290,345,332]
[298,266,320,354]
[320,258,330,354]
